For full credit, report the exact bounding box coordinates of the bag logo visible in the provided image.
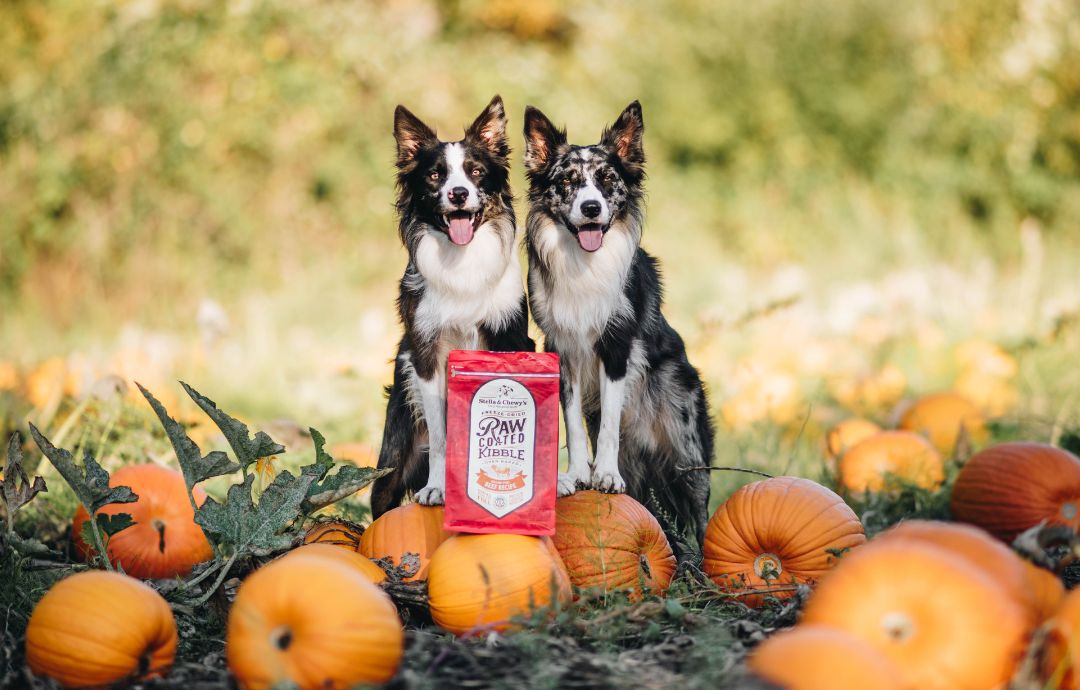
[467,378,535,517]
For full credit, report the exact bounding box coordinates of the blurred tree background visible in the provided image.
[1,0,1079,456]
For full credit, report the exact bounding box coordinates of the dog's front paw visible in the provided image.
[415,484,445,506]
[557,468,590,497]
[591,467,626,493]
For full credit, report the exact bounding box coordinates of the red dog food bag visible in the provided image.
[444,350,560,535]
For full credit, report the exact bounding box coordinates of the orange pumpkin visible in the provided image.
[551,491,675,598]
[838,431,944,493]
[1022,560,1065,623]
[874,520,1040,622]
[747,625,908,690]
[283,544,386,584]
[800,539,1031,690]
[302,519,365,550]
[26,571,177,687]
[25,357,67,409]
[427,534,572,636]
[702,477,865,607]
[825,418,881,464]
[227,555,402,690]
[898,392,987,455]
[951,442,1080,543]
[73,464,213,579]
[358,503,452,580]
[328,442,377,467]
[1042,585,1080,690]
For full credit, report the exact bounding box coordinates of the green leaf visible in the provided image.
[96,512,136,537]
[28,423,138,513]
[299,429,393,513]
[138,383,240,489]
[8,533,49,557]
[195,471,315,556]
[180,382,284,470]
[2,432,47,517]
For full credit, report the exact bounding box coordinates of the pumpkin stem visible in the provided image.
[271,625,294,651]
[753,553,783,581]
[881,611,915,643]
[153,519,166,553]
[137,652,151,676]
[1062,501,1078,521]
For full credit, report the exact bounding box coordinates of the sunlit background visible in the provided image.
[2,0,1079,504]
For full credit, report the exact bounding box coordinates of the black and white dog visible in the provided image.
[370,96,533,518]
[523,101,714,548]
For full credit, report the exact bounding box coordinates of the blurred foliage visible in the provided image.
[1,0,1079,323]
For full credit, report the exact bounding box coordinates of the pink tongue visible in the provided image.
[577,229,603,252]
[448,217,474,245]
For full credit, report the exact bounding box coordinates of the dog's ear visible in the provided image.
[394,105,437,165]
[466,95,509,158]
[602,100,645,172]
[524,106,566,175]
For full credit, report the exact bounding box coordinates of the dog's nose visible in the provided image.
[580,200,602,219]
[448,186,470,206]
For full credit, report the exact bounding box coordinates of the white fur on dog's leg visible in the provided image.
[560,370,592,497]
[591,365,627,493]
[557,464,591,497]
[416,374,447,506]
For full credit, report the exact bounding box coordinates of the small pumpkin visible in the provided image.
[302,519,365,550]
[898,392,987,455]
[951,442,1080,542]
[747,625,908,690]
[838,431,944,493]
[800,539,1031,690]
[825,418,881,464]
[552,491,676,598]
[26,571,177,687]
[358,503,452,580]
[702,477,865,607]
[427,534,572,635]
[1023,560,1065,623]
[283,544,386,584]
[73,464,213,579]
[227,555,403,690]
[328,443,377,494]
[1042,585,1080,690]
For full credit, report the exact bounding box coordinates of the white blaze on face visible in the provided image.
[441,143,480,212]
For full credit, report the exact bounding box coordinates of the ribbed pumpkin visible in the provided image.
[702,477,866,607]
[1023,560,1065,623]
[73,464,213,579]
[801,539,1031,690]
[825,418,881,464]
[358,503,452,580]
[283,544,386,584]
[951,442,1080,542]
[427,534,572,635]
[26,571,177,687]
[899,392,987,455]
[302,519,365,550]
[838,431,944,493]
[227,555,403,690]
[874,520,1040,622]
[552,491,676,598]
[747,625,908,690]
[1042,585,1080,690]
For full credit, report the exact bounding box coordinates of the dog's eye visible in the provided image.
[471,168,483,177]
[429,170,440,181]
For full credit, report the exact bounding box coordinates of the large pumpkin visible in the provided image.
[283,544,386,584]
[427,534,572,636]
[747,625,907,690]
[1042,585,1080,690]
[824,418,881,465]
[552,491,676,598]
[898,392,986,455]
[302,519,365,550]
[800,539,1031,690]
[838,431,944,493]
[26,571,177,687]
[950,442,1080,542]
[227,555,403,690]
[358,503,452,580]
[702,477,865,607]
[73,464,213,579]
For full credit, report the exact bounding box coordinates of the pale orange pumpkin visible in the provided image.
[1042,585,1080,690]
[825,418,881,463]
[26,571,177,687]
[951,442,1080,542]
[838,431,944,493]
[427,534,572,636]
[283,544,386,584]
[302,519,365,550]
[800,539,1031,690]
[73,464,213,579]
[747,625,909,690]
[898,392,986,455]
[552,491,675,598]
[358,503,452,580]
[702,477,865,607]
[227,555,403,690]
